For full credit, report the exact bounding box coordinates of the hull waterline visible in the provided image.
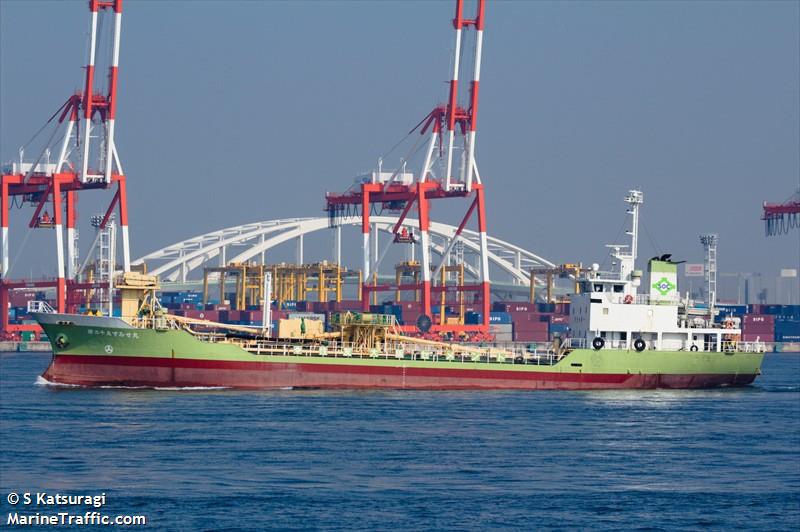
[42,353,759,391]
[36,317,764,391]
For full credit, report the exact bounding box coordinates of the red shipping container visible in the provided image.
[197,310,219,322]
[513,331,549,342]
[513,320,549,332]
[742,333,774,342]
[742,314,775,333]
[328,300,363,311]
[9,290,38,307]
[508,311,543,323]
[744,314,774,326]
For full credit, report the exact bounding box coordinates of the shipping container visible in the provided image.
[742,333,774,343]
[514,320,549,333]
[493,301,536,313]
[197,310,220,322]
[508,311,542,323]
[775,317,800,330]
[328,300,365,311]
[513,330,549,342]
[465,312,482,325]
[489,312,512,324]
[717,304,747,316]
[742,314,775,333]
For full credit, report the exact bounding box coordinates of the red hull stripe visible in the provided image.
[52,354,631,383]
[44,355,757,390]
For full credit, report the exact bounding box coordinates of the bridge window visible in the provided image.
[613,284,624,293]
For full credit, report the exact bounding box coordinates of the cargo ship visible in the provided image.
[35,190,765,390]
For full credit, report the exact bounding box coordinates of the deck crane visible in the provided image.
[1,0,132,334]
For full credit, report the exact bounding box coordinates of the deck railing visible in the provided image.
[565,337,767,353]
[209,337,566,367]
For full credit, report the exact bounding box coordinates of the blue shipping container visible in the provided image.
[465,312,482,325]
[717,304,747,316]
[775,319,800,334]
[489,312,512,324]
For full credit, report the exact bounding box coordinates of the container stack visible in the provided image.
[741,314,774,343]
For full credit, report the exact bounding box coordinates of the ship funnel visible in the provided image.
[646,259,678,303]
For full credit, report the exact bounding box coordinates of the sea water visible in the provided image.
[1,352,798,530]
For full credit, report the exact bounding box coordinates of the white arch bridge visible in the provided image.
[133,216,555,291]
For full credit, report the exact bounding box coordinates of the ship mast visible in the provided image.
[625,190,643,265]
[609,190,644,285]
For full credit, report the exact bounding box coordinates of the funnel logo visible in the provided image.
[652,277,676,296]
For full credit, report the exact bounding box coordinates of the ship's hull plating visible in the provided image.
[38,320,764,390]
[42,353,759,390]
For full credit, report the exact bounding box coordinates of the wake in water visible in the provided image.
[36,375,229,391]
[35,375,82,388]
[154,386,230,391]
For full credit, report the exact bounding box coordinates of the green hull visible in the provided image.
[38,319,764,390]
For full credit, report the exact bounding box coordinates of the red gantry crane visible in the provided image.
[1,0,131,335]
[325,0,490,337]
[763,189,800,236]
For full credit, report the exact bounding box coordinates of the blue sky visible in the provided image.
[1,1,798,297]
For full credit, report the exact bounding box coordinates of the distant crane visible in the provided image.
[325,0,491,336]
[762,189,800,236]
[1,0,131,334]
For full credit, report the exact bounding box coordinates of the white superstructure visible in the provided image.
[569,190,745,353]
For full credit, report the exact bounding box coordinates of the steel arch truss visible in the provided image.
[134,216,554,285]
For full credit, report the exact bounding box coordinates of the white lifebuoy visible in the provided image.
[623,295,633,304]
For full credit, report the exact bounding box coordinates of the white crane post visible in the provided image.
[262,271,272,335]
